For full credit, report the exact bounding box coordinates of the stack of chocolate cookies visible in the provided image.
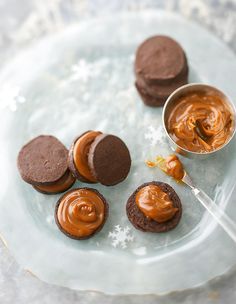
[135,35,189,107]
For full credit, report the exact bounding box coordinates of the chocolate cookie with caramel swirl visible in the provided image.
[126,181,182,232]
[55,188,109,239]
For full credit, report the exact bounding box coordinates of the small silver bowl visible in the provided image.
[162,83,236,159]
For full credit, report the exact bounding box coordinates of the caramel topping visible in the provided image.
[165,155,184,180]
[57,189,105,237]
[167,91,234,153]
[135,185,178,223]
[34,171,75,193]
[73,131,102,182]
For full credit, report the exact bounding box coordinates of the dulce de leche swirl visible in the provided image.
[135,185,178,223]
[56,188,106,238]
[167,91,234,153]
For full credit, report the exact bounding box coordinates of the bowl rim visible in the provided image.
[162,82,236,156]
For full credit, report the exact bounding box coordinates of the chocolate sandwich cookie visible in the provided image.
[126,181,182,232]
[55,188,109,239]
[69,131,131,186]
[135,35,187,85]
[17,135,75,194]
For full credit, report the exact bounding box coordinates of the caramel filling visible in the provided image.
[57,189,105,237]
[135,185,178,223]
[167,92,234,153]
[34,171,75,193]
[73,131,102,182]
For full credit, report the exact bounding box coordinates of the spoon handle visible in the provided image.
[192,187,236,243]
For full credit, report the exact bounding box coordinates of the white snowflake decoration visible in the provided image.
[108,225,134,249]
[70,59,92,83]
[144,125,165,147]
[0,84,26,111]
[69,57,109,84]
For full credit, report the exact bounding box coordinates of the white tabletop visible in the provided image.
[0,1,236,303]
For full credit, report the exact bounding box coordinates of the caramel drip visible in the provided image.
[167,92,234,153]
[57,189,105,237]
[135,185,178,223]
[73,131,102,182]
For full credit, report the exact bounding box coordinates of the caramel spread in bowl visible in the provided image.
[135,185,178,223]
[167,91,234,153]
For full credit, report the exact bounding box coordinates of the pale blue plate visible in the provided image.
[0,10,236,295]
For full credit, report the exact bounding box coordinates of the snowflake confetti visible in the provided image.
[69,57,110,84]
[0,84,26,112]
[144,125,166,147]
[108,225,134,249]
[70,59,92,83]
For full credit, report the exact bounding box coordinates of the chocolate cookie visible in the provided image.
[69,131,131,186]
[135,82,167,107]
[17,135,75,194]
[126,181,182,232]
[55,188,109,240]
[135,76,188,107]
[136,65,188,98]
[88,134,131,186]
[135,35,187,85]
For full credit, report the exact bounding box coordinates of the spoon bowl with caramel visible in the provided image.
[163,83,236,158]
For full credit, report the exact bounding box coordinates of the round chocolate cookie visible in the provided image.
[136,64,188,98]
[88,134,131,186]
[135,82,167,107]
[55,188,109,240]
[18,135,69,185]
[135,35,187,85]
[17,135,75,194]
[126,181,182,232]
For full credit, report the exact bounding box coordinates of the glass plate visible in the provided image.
[0,10,236,295]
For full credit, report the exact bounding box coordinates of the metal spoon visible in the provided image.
[182,171,236,243]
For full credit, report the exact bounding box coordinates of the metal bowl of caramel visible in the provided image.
[162,83,236,158]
